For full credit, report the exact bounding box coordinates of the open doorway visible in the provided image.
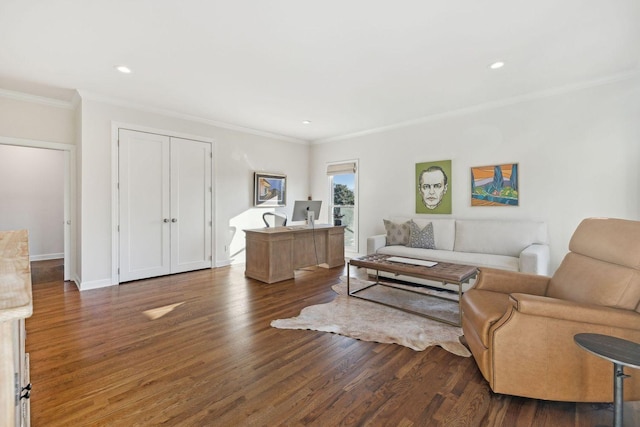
[0,138,74,281]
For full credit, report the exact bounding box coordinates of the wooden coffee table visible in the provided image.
[347,254,478,326]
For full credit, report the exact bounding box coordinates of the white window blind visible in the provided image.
[327,162,357,176]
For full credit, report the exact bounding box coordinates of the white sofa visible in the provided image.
[366,218,550,292]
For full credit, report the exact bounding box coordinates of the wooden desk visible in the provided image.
[244,225,345,283]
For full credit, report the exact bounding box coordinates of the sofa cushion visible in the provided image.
[454,220,548,257]
[407,220,435,249]
[383,219,410,246]
[389,216,455,250]
[376,245,520,272]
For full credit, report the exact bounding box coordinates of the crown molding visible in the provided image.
[0,135,75,151]
[0,88,74,109]
[71,90,82,108]
[313,70,640,145]
[76,90,309,145]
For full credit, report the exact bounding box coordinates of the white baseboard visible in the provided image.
[29,253,64,261]
[77,264,235,290]
[77,277,117,291]
[70,274,81,290]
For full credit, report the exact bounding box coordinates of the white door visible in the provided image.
[118,130,212,282]
[119,130,171,282]
[170,137,212,273]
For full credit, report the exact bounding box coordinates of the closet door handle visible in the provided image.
[163,219,170,223]
[171,218,178,223]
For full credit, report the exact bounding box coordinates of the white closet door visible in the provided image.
[170,137,212,273]
[119,129,171,282]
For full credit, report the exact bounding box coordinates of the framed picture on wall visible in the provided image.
[416,160,452,214]
[254,172,286,207]
[471,163,519,206]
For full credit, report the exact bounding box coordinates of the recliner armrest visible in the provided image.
[519,244,550,275]
[509,293,639,329]
[473,267,549,295]
[367,234,387,254]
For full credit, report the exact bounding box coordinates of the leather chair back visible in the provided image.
[547,218,640,312]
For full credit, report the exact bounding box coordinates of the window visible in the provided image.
[327,161,358,253]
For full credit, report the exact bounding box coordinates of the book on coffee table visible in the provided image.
[386,256,438,268]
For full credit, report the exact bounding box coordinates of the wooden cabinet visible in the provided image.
[244,225,345,283]
[0,230,33,427]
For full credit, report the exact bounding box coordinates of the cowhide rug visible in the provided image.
[271,276,471,357]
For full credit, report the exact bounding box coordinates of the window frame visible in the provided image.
[327,160,358,254]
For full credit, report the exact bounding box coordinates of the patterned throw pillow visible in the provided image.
[407,220,436,249]
[383,219,410,246]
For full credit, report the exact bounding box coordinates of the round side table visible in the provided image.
[574,333,640,427]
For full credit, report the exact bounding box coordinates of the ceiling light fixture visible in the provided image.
[302,120,311,125]
[489,61,505,70]
[115,65,132,74]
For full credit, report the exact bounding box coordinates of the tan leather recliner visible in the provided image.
[461,217,640,402]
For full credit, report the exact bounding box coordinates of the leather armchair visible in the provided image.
[461,217,640,402]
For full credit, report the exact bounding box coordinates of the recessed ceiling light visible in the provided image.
[302,120,311,125]
[115,65,132,74]
[489,61,505,70]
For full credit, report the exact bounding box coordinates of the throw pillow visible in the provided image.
[407,220,436,249]
[383,219,410,246]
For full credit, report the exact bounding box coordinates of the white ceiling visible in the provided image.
[1,1,638,143]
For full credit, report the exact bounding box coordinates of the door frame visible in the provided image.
[0,136,76,281]
[111,122,216,285]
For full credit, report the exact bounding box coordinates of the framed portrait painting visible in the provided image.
[471,163,519,206]
[415,160,452,214]
[254,172,286,207]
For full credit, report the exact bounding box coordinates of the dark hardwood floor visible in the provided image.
[27,259,639,426]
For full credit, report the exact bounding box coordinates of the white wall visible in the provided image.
[310,76,640,272]
[77,96,310,288]
[0,144,65,259]
[0,95,75,144]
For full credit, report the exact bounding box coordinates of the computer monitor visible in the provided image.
[291,200,322,222]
